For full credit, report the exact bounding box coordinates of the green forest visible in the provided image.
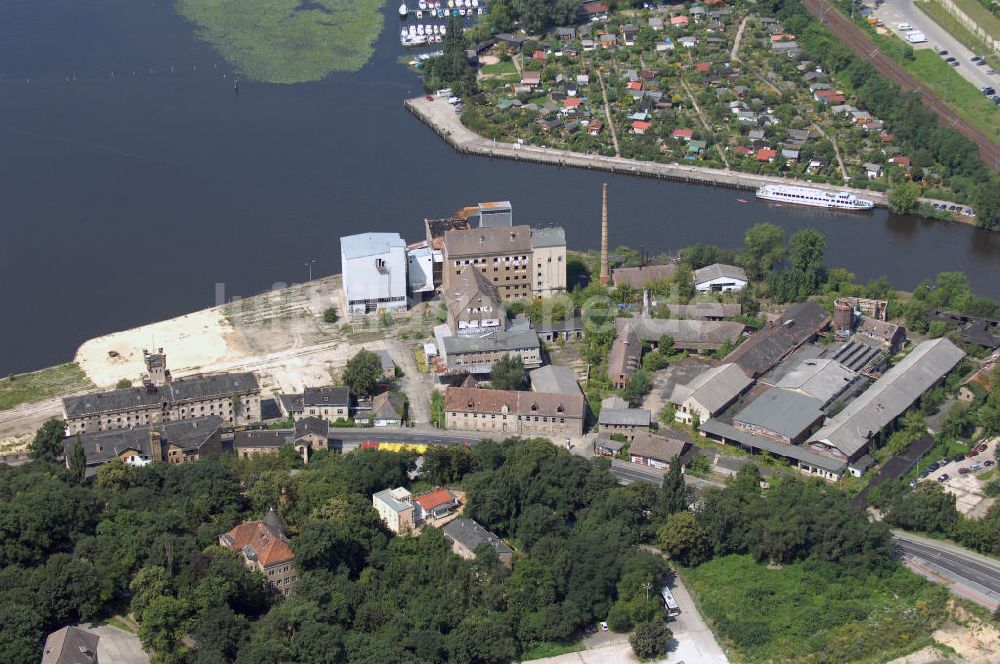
[0,426,961,664]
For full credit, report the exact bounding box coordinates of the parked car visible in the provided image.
[945,56,957,63]
[938,474,950,482]
[899,22,912,30]
[972,55,983,62]
[971,463,983,471]
[966,450,979,458]
[977,443,988,453]
[953,454,965,462]
[950,60,960,67]
[600,622,608,632]
[938,458,950,466]
[937,48,949,56]
[959,467,971,475]
[982,86,996,95]
[928,462,941,471]
[986,460,995,467]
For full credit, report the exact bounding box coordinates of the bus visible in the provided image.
[660,586,680,619]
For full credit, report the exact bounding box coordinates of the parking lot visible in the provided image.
[918,439,997,517]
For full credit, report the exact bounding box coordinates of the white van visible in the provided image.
[898,22,912,30]
[906,31,927,43]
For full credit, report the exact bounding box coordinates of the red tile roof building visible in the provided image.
[219,508,297,595]
[756,148,777,162]
[632,120,653,134]
[414,488,462,520]
[672,128,694,140]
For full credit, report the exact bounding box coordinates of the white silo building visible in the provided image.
[340,232,408,314]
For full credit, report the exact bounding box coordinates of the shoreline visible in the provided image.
[404,95,976,224]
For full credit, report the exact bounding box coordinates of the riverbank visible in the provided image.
[406,95,977,224]
[0,273,443,449]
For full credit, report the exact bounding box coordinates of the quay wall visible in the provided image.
[404,96,893,206]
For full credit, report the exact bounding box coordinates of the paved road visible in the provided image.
[666,573,730,663]
[609,458,724,492]
[874,0,997,91]
[895,533,1000,609]
[804,0,1000,171]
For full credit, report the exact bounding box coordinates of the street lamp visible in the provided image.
[305,259,317,282]
[642,581,653,601]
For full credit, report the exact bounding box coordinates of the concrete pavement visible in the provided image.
[75,622,149,664]
[666,574,730,664]
[874,0,998,92]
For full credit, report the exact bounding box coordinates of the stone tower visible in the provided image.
[599,183,610,287]
[142,348,171,387]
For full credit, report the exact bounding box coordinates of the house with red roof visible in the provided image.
[672,128,695,141]
[414,488,462,521]
[732,145,751,157]
[626,80,643,91]
[564,97,583,109]
[521,72,541,88]
[632,120,653,134]
[533,49,546,62]
[695,62,711,74]
[219,508,296,595]
[588,119,604,135]
[889,155,911,169]
[582,1,609,15]
[756,148,778,162]
[813,89,845,104]
[670,15,689,26]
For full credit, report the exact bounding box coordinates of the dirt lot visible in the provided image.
[0,276,445,447]
[919,439,997,518]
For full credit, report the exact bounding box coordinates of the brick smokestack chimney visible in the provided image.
[599,182,610,287]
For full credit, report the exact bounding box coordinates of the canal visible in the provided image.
[1,0,999,375]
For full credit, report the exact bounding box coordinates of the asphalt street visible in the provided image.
[874,0,997,91]
[896,535,1000,608]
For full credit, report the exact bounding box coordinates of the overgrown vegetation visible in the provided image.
[175,0,386,83]
[0,363,94,412]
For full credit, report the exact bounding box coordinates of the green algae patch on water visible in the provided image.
[176,0,386,83]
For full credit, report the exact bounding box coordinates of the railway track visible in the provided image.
[803,0,1000,173]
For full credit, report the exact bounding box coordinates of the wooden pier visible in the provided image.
[404,95,891,207]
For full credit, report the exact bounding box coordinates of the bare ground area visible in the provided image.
[0,275,446,448]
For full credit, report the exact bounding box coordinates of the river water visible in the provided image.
[1,0,999,376]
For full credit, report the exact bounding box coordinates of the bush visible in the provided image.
[629,621,672,660]
[322,307,339,324]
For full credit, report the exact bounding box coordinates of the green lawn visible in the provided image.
[683,555,948,663]
[175,0,386,83]
[915,0,999,65]
[904,50,1000,141]
[521,641,585,660]
[480,60,518,76]
[948,0,1000,41]
[0,363,94,412]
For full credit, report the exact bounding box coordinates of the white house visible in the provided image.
[694,263,748,293]
[341,232,408,314]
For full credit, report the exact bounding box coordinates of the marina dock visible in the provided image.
[404,95,892,207]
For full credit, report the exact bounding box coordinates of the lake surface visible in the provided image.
[2,0,999,376]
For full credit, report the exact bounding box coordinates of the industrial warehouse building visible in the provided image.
[341,232,409,314]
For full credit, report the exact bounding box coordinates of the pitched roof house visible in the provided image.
[219,508,297,595]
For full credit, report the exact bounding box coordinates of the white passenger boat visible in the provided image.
[399,2,407,16]
[755,184,875,210]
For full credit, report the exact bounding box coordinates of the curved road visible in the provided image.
[803,0,1000,172]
